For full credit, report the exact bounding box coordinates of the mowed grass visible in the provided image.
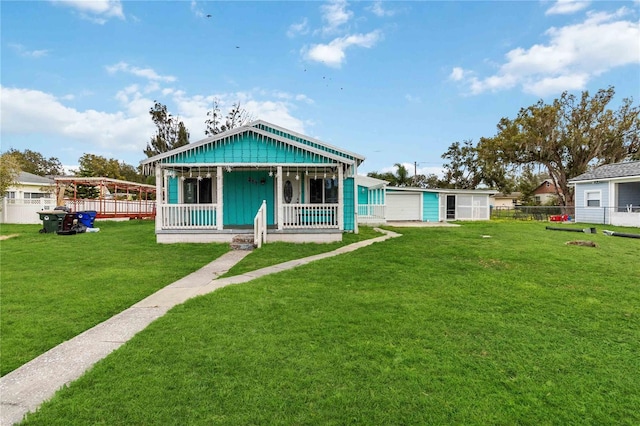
[0,221,229,376]
[0,221,379,376]
[19,222,640,425]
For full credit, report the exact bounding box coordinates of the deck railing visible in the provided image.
[254,200,267,248]
[358,204,386,222]
[282,203,339,229]
[160,204,218,229]
[66,199,156,216]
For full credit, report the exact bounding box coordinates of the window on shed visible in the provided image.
[585,191,600,207]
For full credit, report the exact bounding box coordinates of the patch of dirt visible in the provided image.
[565,240,597,247]
[0,234,19,241]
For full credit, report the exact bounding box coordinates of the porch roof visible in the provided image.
[140,120,365,175]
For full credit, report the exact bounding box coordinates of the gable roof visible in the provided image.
[140,120,365,174]
[569,161,640,183]
[356,175,388,189]
[17,171,54,186]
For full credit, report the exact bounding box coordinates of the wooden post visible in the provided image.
[155,165,162,232]
[338,163,344,231]
[216,166,223,230]
[277,166,283,230]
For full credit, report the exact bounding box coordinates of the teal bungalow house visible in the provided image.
[140,121,364,244]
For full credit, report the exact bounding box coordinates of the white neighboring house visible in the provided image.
[569,161,640,228]
[2,171,56,224]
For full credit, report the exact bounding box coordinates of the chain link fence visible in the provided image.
[491,205,575,221]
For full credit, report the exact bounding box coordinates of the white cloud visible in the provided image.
[449,67,467,81]
[546,0,590,15]
[304,30,382,67]
[8,43,49,58]
[51,0,124,23]
[190,0,205,18]
[287,18,309,38]
[321,0,353,35]
[0,83,311,165]
[106,62,177,83]
[452,7,640,96]
[369,1,396,17]
[0,85,152,157]
[404,94,421,103]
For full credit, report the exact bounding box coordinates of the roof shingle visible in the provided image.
[569,161,640,182]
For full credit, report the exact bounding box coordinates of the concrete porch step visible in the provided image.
[230,234,255,250]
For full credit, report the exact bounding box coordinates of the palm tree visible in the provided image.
[394,163,412,187]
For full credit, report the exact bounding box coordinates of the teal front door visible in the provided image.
[223,170,275,226]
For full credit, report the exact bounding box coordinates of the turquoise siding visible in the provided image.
[422,192,439,222]
[223,170,275,226]
[357,186,368,205]
[163,134,335,165]
[168,177,178,203]
[254,123,358,164]
[343,178,355,231]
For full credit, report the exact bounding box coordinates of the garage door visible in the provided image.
[386,192,421,221]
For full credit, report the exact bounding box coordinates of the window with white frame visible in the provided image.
[585,190,601,207]
[309,178,338,204]
[183,178,213,204]
[24,192,48,199]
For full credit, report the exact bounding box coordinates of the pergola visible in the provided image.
[55,177,156,219]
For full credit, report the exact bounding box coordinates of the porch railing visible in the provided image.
[254,200,267,248]
[358,204,386,222]
[160,204,218,229]
[282,203,339,229]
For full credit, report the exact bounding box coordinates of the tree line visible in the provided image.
[368,87,639,207]
[2,87,638,206]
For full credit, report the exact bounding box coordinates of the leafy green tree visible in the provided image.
[4,148,63,176]
[478,87,640,206]
[205,99,254,136]
[0,152,22,197]
[144,101,190,157]
[413,173,443,189]
[440,140,483,189]
[517,166,544,205]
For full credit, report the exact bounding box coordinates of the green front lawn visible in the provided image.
[0,221,378,376]
[17,222,640,425]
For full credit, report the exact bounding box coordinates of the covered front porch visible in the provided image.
[154,163,347,243]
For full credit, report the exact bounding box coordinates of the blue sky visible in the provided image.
[2,0,639,176]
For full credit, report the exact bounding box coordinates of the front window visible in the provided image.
[183,178,213,204]
[24,192,47,199]
[310,178,339,204]
[585,191,600,207]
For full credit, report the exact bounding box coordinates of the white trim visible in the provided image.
[584,189,602,208]
[340,163,346,232]
[216,166,223,230]
[140,126,360,171]
[155,164,162,232]
[277,166,283,230]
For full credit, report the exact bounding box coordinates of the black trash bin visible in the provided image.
[37,211,67,233]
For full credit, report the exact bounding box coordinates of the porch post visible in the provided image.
[352,164,358,233]
[217,166,223,230]
[277,166,283,230]
[338,164,344,231]
[155,164,162,232]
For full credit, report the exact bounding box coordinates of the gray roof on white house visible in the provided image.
[17,171,55,185]
[569,161,640,182]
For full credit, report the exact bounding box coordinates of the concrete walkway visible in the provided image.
[0,228,401,425]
